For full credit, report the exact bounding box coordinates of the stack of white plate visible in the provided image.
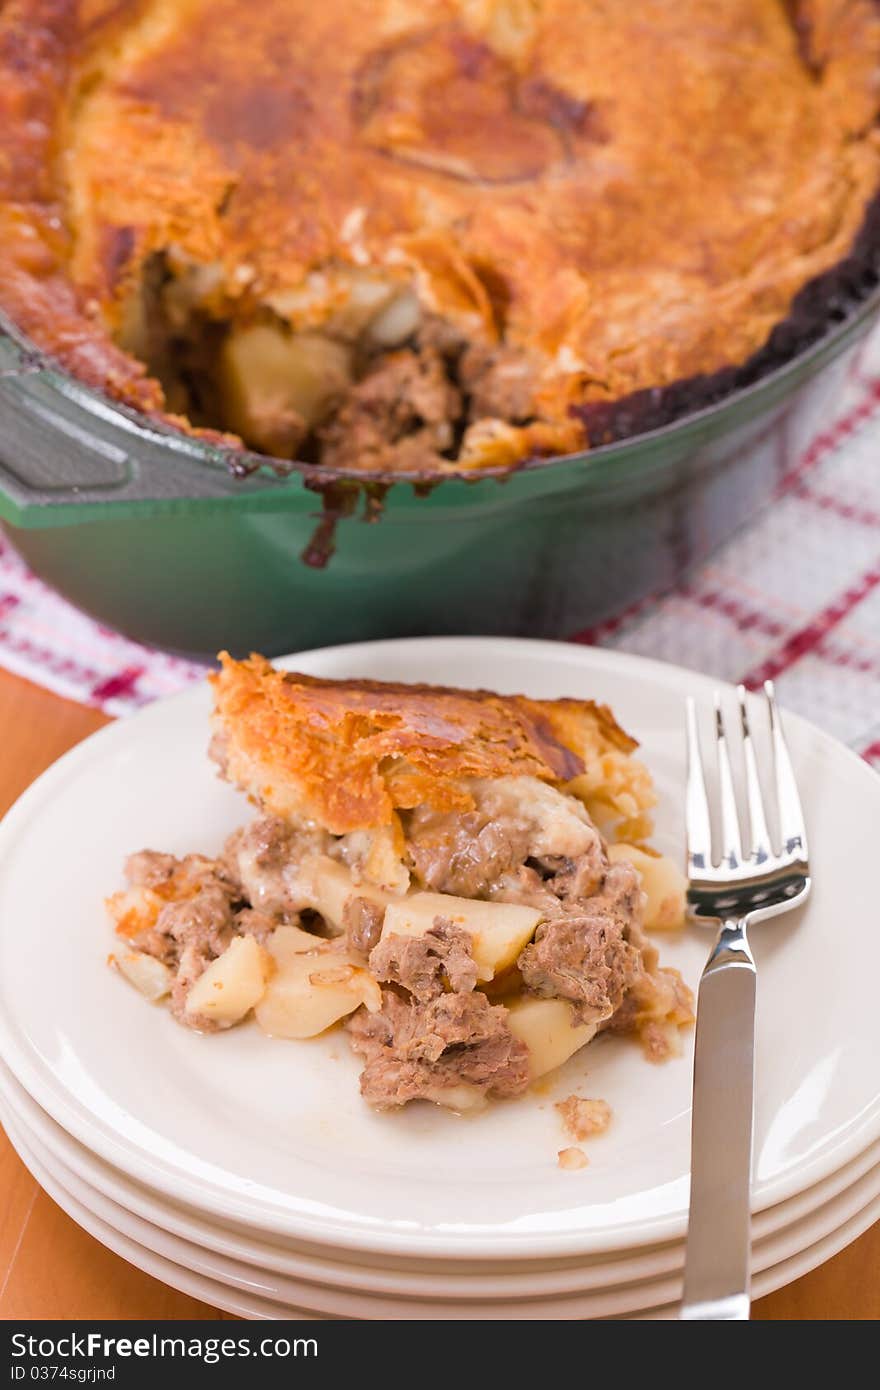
[1,639,878,1320]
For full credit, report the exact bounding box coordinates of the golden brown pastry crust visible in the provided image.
[210,652,637,834]
[2,0,880,468]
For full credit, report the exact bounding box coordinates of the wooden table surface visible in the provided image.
[0,666,877,1322]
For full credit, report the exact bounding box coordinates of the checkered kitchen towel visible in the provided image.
[1,331,880,767]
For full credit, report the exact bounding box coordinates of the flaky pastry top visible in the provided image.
[210,652,639,833]
[2,0,880,461]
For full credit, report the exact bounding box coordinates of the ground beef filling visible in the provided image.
[346,796,671,1103]
[536,847,607,904]
[116,783,686,1088]
[517,861,645,1024]
[124,849,179,891]
[120,850,244,1028]
[458,342,540,424]
[403,799,686,1048]
[352,917,521,1106]
[317,345,462,474]
[405,805,532,898]
[518,913,641,1025]
[348,989,530,1108]
[343,895,386,957]
[223,815,328,917]
[369,919,478,1002]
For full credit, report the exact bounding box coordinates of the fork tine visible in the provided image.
[685,697,713,873]
[715,691,744,870]
[766,681,809,862]
[737,685,772,864]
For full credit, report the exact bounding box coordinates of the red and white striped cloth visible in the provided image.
[571,334,880,770]
[2,333,880,769]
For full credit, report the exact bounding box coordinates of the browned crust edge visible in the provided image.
[209,652,638,833]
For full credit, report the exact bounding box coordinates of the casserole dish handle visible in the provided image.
[0,337,279,524]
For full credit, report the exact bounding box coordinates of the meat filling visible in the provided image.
[157,871,237,1026]
[405,807,532,898]
[404,775,603,898]
[518,915,638,1025]
[458,342,540,424]
[223,815,328,917]
[317,345,462,473]
[348,988,530,1108]
[343,895,386,957]
[111,771,691,1088]
[124,849,179,891]
[405,785,686,1046]
[534,847,606,904]
[111,850,252,1027]
[368,919,478,1002]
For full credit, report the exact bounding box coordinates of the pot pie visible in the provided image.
[107,654,694,1112]
[2,2,880,475]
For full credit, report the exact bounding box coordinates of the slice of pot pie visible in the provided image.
[107,654,694,1112]
[3,1,880,473]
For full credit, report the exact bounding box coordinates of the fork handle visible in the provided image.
[681,918,757,1321]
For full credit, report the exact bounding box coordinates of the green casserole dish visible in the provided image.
[1,288,877,660]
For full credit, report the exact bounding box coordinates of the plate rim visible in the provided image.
[4,1058,880,1303]
[7,1099,880,1321]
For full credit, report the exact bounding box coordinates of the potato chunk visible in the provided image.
[266,923,330,964]
[506,997,598,1080]
[109,949,173,1003]
[367,288,421,347]
[255,930,381,1039]
[184,935,272,1025]
[264,268,414,344]
[293,855,391,933]
[219,324,353,455]
[381,892,541,982]
[607,843,687,930]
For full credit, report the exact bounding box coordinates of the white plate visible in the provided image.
[0,638,878,1259]
[0,1112,321,1321]
[8,1100,880,1319]
[5,1103,880,1321]
[4,1057,880,1301]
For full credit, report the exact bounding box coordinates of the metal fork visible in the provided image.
[680,681,811,1321]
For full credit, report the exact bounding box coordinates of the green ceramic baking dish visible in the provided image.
[0,285,878,660]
